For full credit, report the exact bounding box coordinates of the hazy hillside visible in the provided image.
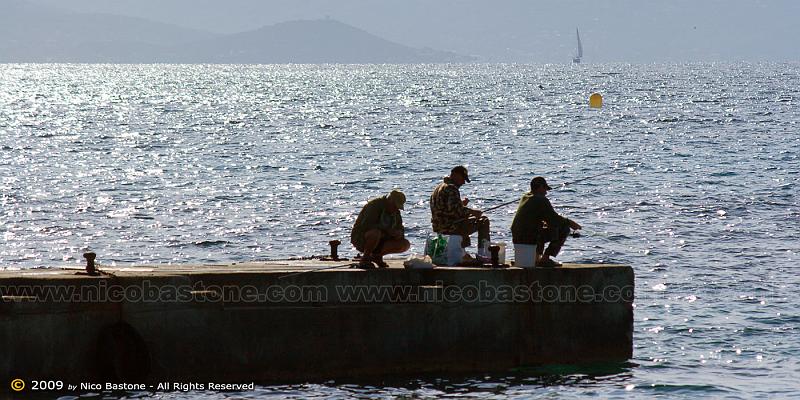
[28,0,800,62]
[0,0,471,63]
[176,19,472,63]
[0,0,217,62]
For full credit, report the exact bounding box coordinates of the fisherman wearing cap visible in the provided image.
[430,166,491,257]
[351,190,410,269]
[511,176,581,267]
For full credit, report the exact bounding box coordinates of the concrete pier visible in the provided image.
[0,260,633,384]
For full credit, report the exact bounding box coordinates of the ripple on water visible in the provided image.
[2,63,800,398]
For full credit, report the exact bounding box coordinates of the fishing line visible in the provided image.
[472,164,635,216]
[278,262,355,279]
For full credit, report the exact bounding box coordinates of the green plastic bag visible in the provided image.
[425,234,448,265]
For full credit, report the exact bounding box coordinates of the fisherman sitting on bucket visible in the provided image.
[351,190,410,269]
[511,176,581,267]
[430,165,491,260]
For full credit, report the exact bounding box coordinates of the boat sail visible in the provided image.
[572,28,583,64]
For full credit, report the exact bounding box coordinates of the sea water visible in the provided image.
[1,63,798,398]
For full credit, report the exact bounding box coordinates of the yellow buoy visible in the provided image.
[589,93,603,108]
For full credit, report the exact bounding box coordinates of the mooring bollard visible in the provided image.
[489,245,500,268]
[329,240,341,261]
[83,252,98,276]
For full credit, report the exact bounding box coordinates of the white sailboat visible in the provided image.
[572,28,583,64]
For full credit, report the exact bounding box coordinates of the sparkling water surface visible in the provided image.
[1,63,799,398]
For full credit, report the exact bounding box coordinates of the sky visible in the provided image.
[22,0,800,62]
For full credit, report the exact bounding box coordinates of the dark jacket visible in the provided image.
[511,193,570,245]
[351,196,404,249]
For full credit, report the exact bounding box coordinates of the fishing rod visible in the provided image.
[571,229,615,238]
[278,263,354,279]
[475,166,625,215]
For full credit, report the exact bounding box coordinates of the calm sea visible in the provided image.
[1,63,798,398]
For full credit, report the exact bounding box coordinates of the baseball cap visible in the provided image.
[451,165,470,183]
[388,190,406,210]
[531,176,552,190]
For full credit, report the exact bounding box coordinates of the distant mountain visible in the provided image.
[175,19,472,64]
[0,0,471,63]
[28,0,800,62]
[0,0,218,62]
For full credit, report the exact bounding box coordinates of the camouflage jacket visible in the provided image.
[430,177,471,233]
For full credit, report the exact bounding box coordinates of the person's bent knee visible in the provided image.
[364,229,384,241]
[380,238,410,255]
[389,238,411,253]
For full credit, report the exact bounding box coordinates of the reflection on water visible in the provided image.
[2,63,799,398]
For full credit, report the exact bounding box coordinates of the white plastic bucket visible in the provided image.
[445,235,465,266]
[491,242,507,264]
[514,244,537,268]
